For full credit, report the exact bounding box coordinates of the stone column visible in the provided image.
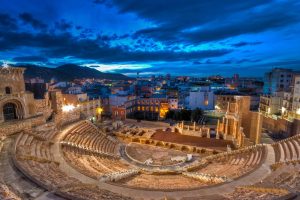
[225,118,229,136]
[207,128,210,138]
[233,120,237,139]
[222,117,225,132]
[193,122,196,131]
[216,131,219,139]
[227,102,230,113]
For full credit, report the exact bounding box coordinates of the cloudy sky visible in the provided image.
[0,0,300,77]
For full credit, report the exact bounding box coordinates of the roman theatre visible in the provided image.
[0,66,300,200]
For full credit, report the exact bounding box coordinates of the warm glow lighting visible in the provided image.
[215,105,220,110]
[96,107,103,114]
[62,104,75,112]
[296,108,300,115]
[281,107,286,114]
[267,107,271,114]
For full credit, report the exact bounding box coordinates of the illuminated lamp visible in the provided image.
[62,104,75,112]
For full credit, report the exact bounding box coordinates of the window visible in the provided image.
[5,87,11,94]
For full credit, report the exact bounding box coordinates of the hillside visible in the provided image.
[13,64,132,81]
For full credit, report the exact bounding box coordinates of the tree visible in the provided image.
[191,108,204,122]
[166,110,175,119]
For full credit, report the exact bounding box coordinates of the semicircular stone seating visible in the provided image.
[188,144,267,180]
[13,123,134,200]
[11,119,300,199]
[60,121,134,180]
[225,134,300,199]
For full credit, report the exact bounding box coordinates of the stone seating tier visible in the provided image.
[271,135,300,163]
[62,121,118,155]
[13,130,133,200]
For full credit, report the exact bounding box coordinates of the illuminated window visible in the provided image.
[204,92,209,105]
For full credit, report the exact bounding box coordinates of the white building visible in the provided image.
[168,98,178,110]
[188,86,214,110]
[263,68,294,94]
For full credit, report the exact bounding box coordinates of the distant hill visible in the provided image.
[13,64,132,81]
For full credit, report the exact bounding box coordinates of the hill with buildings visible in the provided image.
[13,64,132,81]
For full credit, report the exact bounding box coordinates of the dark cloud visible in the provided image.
[193,58,261,65]
[0,28,232,63]
[231,41,263,47]
[105,0,300,44]
[108,0,271,28]
[13,56,48,62]
[19,13,47,30]
[55,19,73,31]
[0,13,18,30]
[0,0,299,76]
[183,3,300,43]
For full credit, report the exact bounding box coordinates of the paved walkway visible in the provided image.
[51,122,276,200]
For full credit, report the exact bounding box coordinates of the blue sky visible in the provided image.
[0,0,300,77]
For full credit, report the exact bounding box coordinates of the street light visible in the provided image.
[281,107,286,114]
[62,104,75,112]
[267,107,271,115]
[296,108,300,115]
[96,107,103,121]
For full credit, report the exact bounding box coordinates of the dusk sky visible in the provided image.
[0,0,300,77]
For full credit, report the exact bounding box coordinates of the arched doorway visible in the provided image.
[3,103,17,121]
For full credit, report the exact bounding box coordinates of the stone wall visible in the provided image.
[242,111,262,144]
[262,116,299,137]
[54,110,81,127]
[0,67,25,95]
[0,114,48,136]
[0,120,32,137]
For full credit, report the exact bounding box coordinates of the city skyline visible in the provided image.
[0,0,300,77]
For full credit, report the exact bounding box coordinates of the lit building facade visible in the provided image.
[263,68,294,94]
[188,86,214,110]
[125,95,177,120]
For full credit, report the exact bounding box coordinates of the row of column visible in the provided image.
[177,121,210,138]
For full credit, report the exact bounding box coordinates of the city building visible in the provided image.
[291,74,300,119]
[259,95,282,116]
[263,68,294,94]
[125,94,177,120]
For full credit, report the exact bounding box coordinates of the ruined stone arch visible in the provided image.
[132,138,140,143]
[1,98,25,121]
[181,146,189,152]
[156,141,164,147]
